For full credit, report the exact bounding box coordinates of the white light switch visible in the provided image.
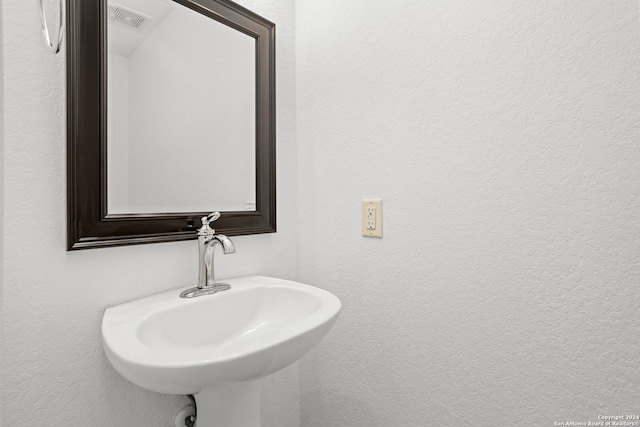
[362,199,382,237]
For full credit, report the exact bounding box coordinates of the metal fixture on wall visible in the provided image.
[37,0,64,53]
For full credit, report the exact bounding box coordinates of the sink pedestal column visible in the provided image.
[195,381,261,427]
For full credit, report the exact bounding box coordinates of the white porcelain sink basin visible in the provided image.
[102,276,341,427]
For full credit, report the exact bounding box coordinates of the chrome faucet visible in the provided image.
[180,212,236,298]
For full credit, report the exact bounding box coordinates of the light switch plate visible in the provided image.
[362,199,382,237]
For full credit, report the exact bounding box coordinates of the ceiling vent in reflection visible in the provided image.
[108,4,150,31]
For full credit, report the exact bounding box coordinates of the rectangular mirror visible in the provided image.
[107,0,256,214]
[67,0,276,250]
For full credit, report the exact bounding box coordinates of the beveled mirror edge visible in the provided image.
[66,0,276,250]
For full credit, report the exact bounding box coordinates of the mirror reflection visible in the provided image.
[106,0,256,214]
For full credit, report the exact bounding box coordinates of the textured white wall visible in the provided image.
[0,2,4,425]
[1,0,298,426]
[296,1,640,426]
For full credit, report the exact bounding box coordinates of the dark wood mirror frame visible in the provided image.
[67,0,276,250]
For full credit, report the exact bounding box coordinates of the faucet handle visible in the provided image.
[201,212,221,227]
[199,212,221,235]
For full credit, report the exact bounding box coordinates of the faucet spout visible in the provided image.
[203,235,235,287]
[217,235,236,255]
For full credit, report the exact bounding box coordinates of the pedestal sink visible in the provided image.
[102,276,341,427]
